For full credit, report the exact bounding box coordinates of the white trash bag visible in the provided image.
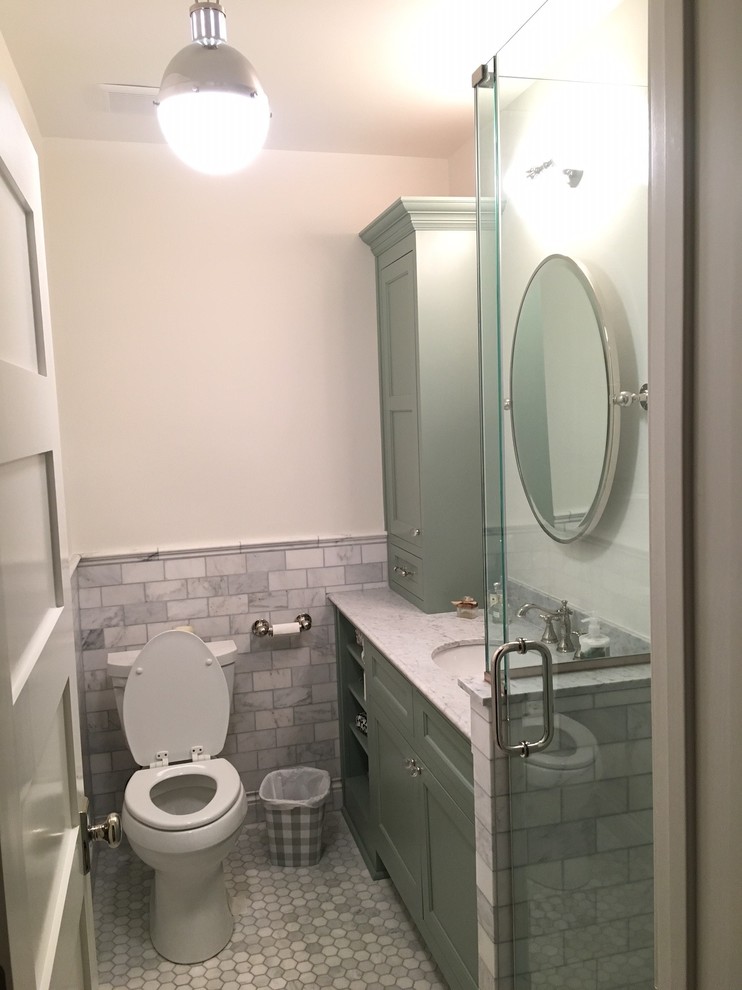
[259,767,331,808]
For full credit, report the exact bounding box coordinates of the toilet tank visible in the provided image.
[107,637,238,732]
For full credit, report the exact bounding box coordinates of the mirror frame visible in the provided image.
[508,253,621,543]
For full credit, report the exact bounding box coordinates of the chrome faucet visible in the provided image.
[516,599,577,654]
[517,603,559,644]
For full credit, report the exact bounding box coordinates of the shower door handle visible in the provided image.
[492,639,554,758]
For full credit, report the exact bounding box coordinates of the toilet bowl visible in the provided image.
[523,712,602,789]
[109,630,247,964]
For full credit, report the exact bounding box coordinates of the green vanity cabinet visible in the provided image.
[366,643,479,990]
[360,198,484,613]
[419,751,479,990]
[334,615,479,989]
[372,713,423,909]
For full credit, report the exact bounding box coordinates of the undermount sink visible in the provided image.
[431,641,487,679]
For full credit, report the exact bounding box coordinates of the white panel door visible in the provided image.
[0,84,98,989]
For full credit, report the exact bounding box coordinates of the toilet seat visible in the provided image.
[125,759,243,831]
[122,629,229,767]
[525,713,597,771]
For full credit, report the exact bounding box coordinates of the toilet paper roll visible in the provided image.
[271,621,301,637]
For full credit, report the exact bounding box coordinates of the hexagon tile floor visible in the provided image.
[93,811,449,990]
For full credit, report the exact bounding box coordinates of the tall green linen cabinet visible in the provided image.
[360,198,484,613]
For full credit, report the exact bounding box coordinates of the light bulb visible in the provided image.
[157,88,270,175]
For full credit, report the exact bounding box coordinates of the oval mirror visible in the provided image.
[509,254,619,543]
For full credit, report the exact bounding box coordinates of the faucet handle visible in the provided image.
[538,613,559,645]
[555,600,578,653]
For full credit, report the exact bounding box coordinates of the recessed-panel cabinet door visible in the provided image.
[421,768,478,990]
[377,252,423,551]
[371,712,421,912]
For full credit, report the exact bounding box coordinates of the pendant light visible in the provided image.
[156,1,270,176]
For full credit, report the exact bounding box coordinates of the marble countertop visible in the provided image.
[328,588,651,740]
[329,588,490,737]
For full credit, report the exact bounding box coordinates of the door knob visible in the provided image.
[88,812,123,848]
[80,810,122,874]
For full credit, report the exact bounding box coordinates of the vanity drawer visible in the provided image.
[414,695,474,819]
[367,644,414,735]
[389,545,424,601]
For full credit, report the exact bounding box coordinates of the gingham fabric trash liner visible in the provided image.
[259,767,331,867]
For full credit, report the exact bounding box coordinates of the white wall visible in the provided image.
[0,30,40,150]
[448,137,476,196]
[41,139,450,556]
[7,0,539,563]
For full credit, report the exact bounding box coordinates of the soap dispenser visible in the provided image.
[488,582,503,622]
[578,613,610,659]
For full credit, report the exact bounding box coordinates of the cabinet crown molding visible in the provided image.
[359,196,477,256]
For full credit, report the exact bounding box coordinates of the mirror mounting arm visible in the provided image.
[613,383,649,410]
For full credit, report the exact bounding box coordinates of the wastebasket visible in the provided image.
[258,767,331,866]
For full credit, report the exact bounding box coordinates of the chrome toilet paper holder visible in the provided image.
[251,613,312,637]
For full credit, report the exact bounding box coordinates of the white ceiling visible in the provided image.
[0,0,541,159]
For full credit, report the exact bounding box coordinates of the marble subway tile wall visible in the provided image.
[470,675,653,990]
[75,538,387,817]
[71,564,94,807]
[510,680,653,989]
[510,525,650,643]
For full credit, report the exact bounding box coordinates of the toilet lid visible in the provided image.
[123,630,229,766]
[124,758,243,831]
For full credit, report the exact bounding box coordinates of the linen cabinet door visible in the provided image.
[377,250,423,555]
[420,769,478,990]
[370,710,422,914]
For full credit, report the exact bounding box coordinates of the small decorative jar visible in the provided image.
[451,596,479,619]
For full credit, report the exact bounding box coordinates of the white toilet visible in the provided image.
[107,630,247,964]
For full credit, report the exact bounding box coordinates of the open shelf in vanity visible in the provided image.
[334,611,383,877]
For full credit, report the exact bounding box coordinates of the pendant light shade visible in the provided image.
[157,2,270,176]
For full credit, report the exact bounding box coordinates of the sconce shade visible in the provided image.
[157,41,270,175]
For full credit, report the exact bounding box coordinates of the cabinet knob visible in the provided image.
[411,528,421,537]
[404,757,423,777]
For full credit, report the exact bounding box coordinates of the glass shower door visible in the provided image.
[475,1,654,987]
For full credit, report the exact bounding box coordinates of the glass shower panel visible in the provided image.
[475,1,653,987]
[474,59,508,660]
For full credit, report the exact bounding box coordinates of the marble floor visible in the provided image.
[93,811,448,990]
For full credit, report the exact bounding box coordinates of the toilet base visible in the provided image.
[123,789,247,965]
[149,859,234,964]
[122,764,247,965]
